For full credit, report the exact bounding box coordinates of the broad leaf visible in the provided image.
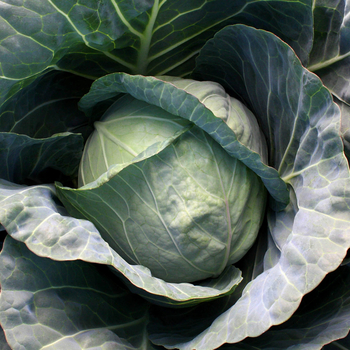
[307,0,350,103]
[0,70,95,185]
[0,0,152,117]
[306,0,350,156]
[0,0,152,79]
[0,71,43,109]
[305,1,350,159]
[308,0,349,67]
[0,235,154,350]
[147,24,350,349]
[0,70,92,138]
[0,179,243,307]
[0,132,83,185]
[116,0,313,76]
[0,0,312,80]
[223,264,350,349]
[151,264,350,350]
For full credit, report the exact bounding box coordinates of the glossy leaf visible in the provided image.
[119,0,313,76]
[0,0,312,80]
[0,0,152,122]
[0,0,152,79]
[147,24,350,349]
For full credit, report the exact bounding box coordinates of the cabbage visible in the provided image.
[76,79,266,283]
[1,2,350,350]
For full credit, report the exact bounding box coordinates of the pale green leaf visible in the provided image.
[0,179,243,307]
[78,72,289,210]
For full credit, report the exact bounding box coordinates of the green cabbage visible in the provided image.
[77,78,267,283]
[1,2,350,349]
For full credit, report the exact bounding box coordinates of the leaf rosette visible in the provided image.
[0,0,349,347]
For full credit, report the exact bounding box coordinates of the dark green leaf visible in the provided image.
[0,0,312,80]
[308,0,346,67]
[308,0,350,105]
[0,70,93,138]
[132,0,313,76]
[0,132,83,185]
[0,0,153,79]
[0,327,10,350]
[0,235,153,350]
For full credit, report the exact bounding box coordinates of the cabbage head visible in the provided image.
[77,78,267,283]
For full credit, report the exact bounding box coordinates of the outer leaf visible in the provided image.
[308,0,348,68]
[0,132,83,184]
[0,70,92,138]
[0,70,95,186]
[0,179,242,307]
[0,328,10,350]
[0,235,153,350]
[324,335,350,350]
[119,0,313,76]
[0,0,153,116]
[310,53,350,106]
[0,0,312,79]
[307,1,350,104]
[0,71,43,109]
[0,0,152,79]
[151,264,350,350]
[148,25,350,349]
[78,72,289,210]
[307,1,350,159]
[334,96,350,160]
[221,264,350,350]
[0,0,314,148]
